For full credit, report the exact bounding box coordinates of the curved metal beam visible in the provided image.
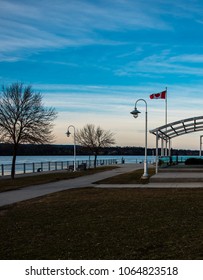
[150,116,203,139]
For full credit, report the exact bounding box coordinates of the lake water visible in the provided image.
[0,155,156,165]
[0,154,201,166]
[0,155,200,176]
[0,155,156,176]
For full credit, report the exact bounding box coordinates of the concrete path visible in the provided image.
[150,165,203,183]
[96,183,203,188]
[0,163,202,208]
[0,164,141,207]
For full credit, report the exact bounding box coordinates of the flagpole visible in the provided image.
[165,87,167,126]
[165,87,168,156]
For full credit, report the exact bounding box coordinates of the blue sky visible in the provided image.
[1,0,203,149]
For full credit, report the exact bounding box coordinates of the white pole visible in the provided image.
[132,99,148,179]
[67,125,77,172]
[165,87,168,156]
[165,87,167,127]
[73,131,76,172]
[143,108,148,178]
[161,138,164,156]
[169,138,171,157]
[156,130,159,174]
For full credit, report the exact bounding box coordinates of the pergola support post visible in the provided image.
[169,138,171,157]
[161,138,164,156]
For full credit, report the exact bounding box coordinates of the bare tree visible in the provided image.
[0,83,57,178]
[75,124,115,168]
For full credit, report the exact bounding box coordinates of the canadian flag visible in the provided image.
[150,90,166,99]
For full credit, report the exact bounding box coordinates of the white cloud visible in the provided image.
[0,54,21,62]
[115,50,203,77]
[169,54,203,63]
[0,0,171,57]
[0,0,203,60]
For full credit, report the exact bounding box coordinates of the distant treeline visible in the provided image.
[0,143,200,156]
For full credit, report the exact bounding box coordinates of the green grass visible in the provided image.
[0,187,202,259]
[94,168,155,184]
[0,166,118,192]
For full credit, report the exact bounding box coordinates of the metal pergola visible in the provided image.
[150,116,203,173]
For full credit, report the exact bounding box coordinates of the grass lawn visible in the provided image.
[0,166,118,192]
[94,168,155,184]
[0,187,202,260]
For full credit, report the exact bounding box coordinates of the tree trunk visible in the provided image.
[11,144,18,179]
[94,154,97,168]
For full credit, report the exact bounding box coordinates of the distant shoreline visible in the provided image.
[0,143,200,157]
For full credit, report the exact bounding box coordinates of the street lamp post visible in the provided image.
[66,125,76,172]
[130,99,148,179]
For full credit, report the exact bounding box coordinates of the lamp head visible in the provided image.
[130,107,141,118]
[66,130,71,137]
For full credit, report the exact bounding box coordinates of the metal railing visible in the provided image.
[133,159,155,164]
[0,159,117,177]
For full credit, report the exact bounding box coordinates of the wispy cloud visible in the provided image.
[169,54,203,63]
[1,0,203,59]
[115,49,203,77]
[38,83,203,116]
[0,53,22,62]
[0,0,173,57]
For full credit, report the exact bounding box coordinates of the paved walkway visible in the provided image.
[97,182,203,188]
[0,164,140,207]
[0,164,202,208]
[150,165,203,183]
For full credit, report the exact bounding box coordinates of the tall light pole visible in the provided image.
[130,99,148,179]
[200,135,203,157]
[66,125,76,172]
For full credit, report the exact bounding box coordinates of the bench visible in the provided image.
[78,163,87,171]
[68,165,74,171]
